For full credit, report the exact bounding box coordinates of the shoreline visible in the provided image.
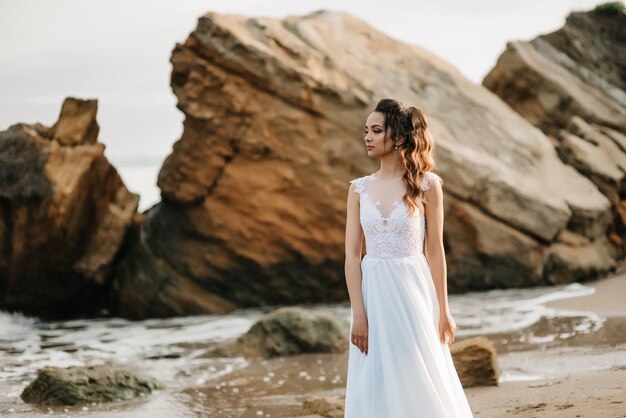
[543,265,626,318]
[466,266,626,417]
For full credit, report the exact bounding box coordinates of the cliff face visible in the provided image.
[110,10,615,319]
[483,9,626,259]
[0,98,139,319]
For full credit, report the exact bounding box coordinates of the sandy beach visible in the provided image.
[465,265,626,418]
[466,368,626,417]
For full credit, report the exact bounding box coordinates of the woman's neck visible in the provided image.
[372,166,405,180]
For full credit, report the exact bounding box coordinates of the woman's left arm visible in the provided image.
[423,175,449,315]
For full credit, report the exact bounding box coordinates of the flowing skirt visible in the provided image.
[344,253,474,418]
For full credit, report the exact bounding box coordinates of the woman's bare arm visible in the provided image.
[345,182,365,315]
[423,176,449,314]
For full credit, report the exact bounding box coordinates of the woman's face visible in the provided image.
[364,111,392,156]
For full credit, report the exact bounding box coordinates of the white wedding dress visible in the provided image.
[344,172,474,418]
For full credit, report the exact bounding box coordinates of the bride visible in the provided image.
[343,98,474,417]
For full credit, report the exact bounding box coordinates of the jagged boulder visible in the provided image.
[111,9,614,318]
[483,7,626,264]
[0,97,139,319]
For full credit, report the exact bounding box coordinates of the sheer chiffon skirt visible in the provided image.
[344,254,474,418]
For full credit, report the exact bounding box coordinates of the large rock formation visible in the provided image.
[483,7,626,272]
[0,97,139,319]
[110,9,616,319]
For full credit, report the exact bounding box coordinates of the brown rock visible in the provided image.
[301,395,344,418]
[443,199,545,289]
[112,9,615,318]
[0,97,139,319]
[49,97,99,145]
[483,8,626,259]
[543,235,617,284]
[450,336,500,387]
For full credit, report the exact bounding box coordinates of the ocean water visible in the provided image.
[0,280,607,382]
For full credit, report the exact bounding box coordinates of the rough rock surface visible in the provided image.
[301,395,345,418]
[111,9,615,318]
[483,8,626,271]
[20,365,164,405]
[450,336,500,387]
[0,97,139,319]
[207,307,350,358]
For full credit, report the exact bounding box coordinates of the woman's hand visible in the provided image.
[438,309,457,346]
[351,310,369,355]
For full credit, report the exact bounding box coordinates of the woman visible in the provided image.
[344,98,474,417]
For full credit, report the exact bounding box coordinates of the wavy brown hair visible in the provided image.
[373,98,441,216]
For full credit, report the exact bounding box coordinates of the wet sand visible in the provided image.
[466,368,626,417]
[466,266,626,418]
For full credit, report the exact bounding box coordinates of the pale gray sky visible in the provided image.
[0,0,602,210]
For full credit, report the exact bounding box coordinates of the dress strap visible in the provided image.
[348,176,366,194]
[420,171,442,191]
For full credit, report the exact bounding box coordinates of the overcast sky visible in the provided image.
[0,0,602,209]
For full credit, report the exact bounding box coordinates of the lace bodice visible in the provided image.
[349,172,442,260]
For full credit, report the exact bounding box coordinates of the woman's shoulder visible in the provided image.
[348,175,366,184]
[420,171,443,191]
[348,175,368,194]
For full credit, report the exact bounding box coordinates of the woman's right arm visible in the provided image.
[345,182,368,354]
